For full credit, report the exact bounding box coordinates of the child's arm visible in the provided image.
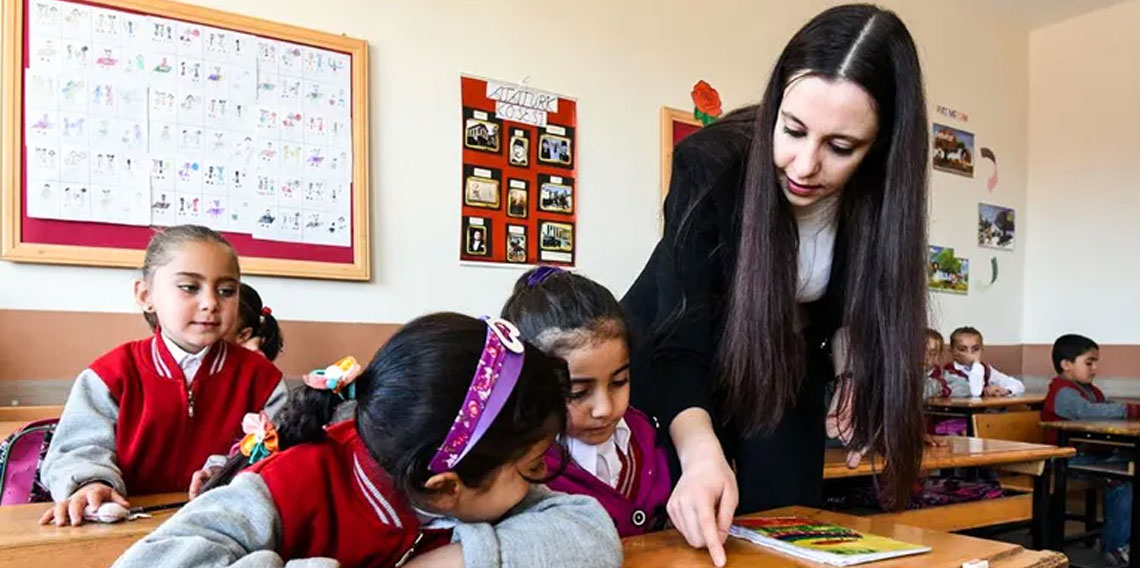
[42,369,126,502]
[262,377,289,421]
[944,373,972,398]
[112,472,294,568]
[451,486,622,568]
[922,377,943,399]
[1054,389,1139,420]
[988,367,1025,396]
[967,364,986,397]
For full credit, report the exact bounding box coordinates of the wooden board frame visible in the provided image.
[659,106,700,204]
[1,0,372,280]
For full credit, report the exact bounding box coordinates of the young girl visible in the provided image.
[230,282,284,361]
[923,328,968,399]
[501,266,671,537]
[112,313,622,567]
[40,225,288,526]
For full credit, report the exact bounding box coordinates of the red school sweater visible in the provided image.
[92,332,282,494]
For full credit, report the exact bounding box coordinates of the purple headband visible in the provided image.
[428,317,526,473]
[526,266,563,288]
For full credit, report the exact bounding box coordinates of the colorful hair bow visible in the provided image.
[303,355,362,400]
[428,317,526,473]
[526,266,563,288]
[239,412,279,465]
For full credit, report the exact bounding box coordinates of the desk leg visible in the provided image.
[1050,431,1069,551]
[1032,459,1051,550]
[965,410,975,437]
[1131,438,1139,568]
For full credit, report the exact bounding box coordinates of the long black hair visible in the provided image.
[205,312,570,497]
[677,4,928,509]
[501,267,627,358]
[236,283,284,361]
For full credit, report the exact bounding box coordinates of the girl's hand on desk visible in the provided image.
[924,434,946,447]
[39,482,129,527]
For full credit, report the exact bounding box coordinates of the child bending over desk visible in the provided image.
[1042,334,1137,566]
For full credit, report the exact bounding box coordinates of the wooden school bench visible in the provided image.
[0,493,183,567]
[1042,420,1140,567]
[824,435,1075,549]
[926,395,1047,436]
[622,506,1068,567]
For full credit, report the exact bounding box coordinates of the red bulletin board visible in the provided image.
[1,0,372,280]
[459,75,576,267]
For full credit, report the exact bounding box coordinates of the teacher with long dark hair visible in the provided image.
[622,4,930,566]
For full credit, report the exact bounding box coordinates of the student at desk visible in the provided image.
[1042,334,1137,566]
[944,327,1025,398]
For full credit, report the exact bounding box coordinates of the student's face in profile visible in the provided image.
[951,334,983,366]
[773,75,879,208]
[925,337,943,371]
[135,241,240,353]
[1062,349,1099,384]
[423,436,552,523]
[562,336,631,445]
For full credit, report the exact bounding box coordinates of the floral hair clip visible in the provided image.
[239,412,279,465]
[303,355,362,400]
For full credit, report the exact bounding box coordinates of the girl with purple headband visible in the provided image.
[112,312,622,568]
[502,266,672,537]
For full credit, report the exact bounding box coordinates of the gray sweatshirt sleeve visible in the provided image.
[1054,388,1127,420]
[112,472,294,568]
[945,374,971,398]
[42,369,125,500]
[451,486,622,568]
[262,379,290,422]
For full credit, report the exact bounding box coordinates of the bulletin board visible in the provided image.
[459,75,577,267]
[1,0,372,280]
[659,106,701,203]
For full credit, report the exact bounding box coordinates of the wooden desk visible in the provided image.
[927,395,1047,436]
[622,506,1067,567]
[0,405,63,423]
[0,493,183,568]
[824,436,1075,550]
[1042,420,1140,566]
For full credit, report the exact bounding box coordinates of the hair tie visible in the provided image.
[239,412,279,465]
[261,306,272,316]
[526,266,563,288]
[428,317,526,473]
[303,356,362,400]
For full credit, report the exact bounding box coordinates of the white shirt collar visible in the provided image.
[162,333,209,383]
[566,418,631,489]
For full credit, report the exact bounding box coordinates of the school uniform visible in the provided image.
[111,420,622,568]
[43,332,288,499]
[924,366,971,399]
[942,361,1025,397]
[544,407,671,537]
[1042,376,1140,554]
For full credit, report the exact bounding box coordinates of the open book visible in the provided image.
[729,516,931,566]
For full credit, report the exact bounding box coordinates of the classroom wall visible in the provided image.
[1024,0,1140,346]
[0,0,1036,397]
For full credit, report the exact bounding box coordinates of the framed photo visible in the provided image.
[462,165,501,209]
[978,203,1014,250]
[463,216,490,257]
[539,220,573,252]
[508,128,530,167]
[537,123,574,168]
[537,174,573,214]
[506,225,527,263]
[932,123,975,178]
[507,179,528,218]
[463,107,502,154]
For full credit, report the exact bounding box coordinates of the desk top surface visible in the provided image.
[0,492,183,550]
[1041,419,1140,437]
[824,436,1075,479]
[926,394,1046,409]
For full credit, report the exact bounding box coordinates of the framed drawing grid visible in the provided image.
[2,0,371,280]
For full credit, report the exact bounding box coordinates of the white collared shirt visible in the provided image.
[162,334,210,386]
[951,361,1026,397]
[567,418,631,489]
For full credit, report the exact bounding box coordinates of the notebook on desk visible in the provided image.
[729,516,931,566]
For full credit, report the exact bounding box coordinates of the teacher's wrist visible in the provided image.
[670,407,726,467]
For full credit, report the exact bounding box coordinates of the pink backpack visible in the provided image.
[0,418,57,505]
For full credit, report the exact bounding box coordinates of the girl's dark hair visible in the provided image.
[141,225,239,331]
[1052,334,1099,374]
[206,312,570,497]
[676,4,928,509]
[236,283,284,361]
[500,268,627,357]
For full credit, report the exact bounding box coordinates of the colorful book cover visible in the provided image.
[729,516,931,566]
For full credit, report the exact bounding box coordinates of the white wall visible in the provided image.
[1024,0,1140,344]
[0,0,1030,339]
